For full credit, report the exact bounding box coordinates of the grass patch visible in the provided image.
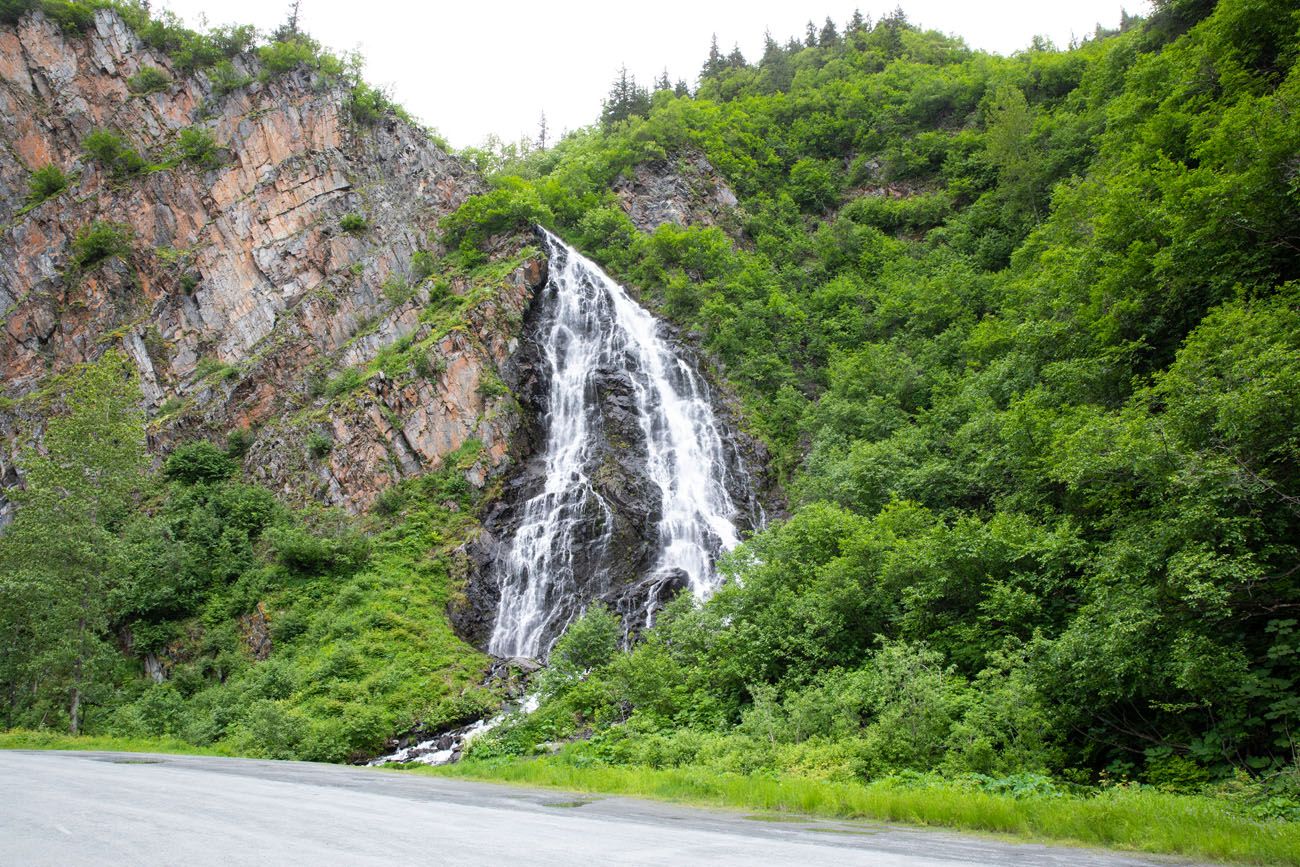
[418,758,1300,865]
[0,729,233,756]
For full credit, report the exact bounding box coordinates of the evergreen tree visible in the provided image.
[271,0,302,42]
[726,43,746,69]
[819,17,840,47]
[0,353,145,734]
[600,65,651,128]
[701,33,725,80]
[759,28,793,93]
[874,6,909,59]
[804,20,817,48]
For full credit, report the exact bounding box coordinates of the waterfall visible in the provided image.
[488,230,750,659]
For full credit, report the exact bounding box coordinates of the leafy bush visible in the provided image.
[266,523,369,575]
[257,37,315,74]
[412,350,446,380]
[209,59,252,96]
[70,220,132,269]
[477,375,509,400]
[25,164,68,205]
[82,129,147,177]
[163,441,238,485]
[323,367,365,398]
[348,81,390,125]
[372,486,406,516]
[39,0,93,33]
[305,431,333,459]
[410,250,436,283]
[0,0,36,25]
[543,603,622,696]
[339,212,368,235]
[175,126,223,169]
[440,179,555,257]
[127,66,171,94]
[256,36,343,78]
[380,275,413,306]
[225,427,254,458]
[788,157,840,211]
[193,356,237,381]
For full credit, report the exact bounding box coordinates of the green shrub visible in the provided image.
[841,190,953,232]
[440,179,554,257]
[127,66,171,95]
[39,0,94,33]
[788,157,840,212]
[176,126,223,169]
[70,220,132,269]
[25,163,68,205]
[380,275,412,306]
[348,81,390,125]
[206,23,257,58]
[163,441,238,485]
[323,367,365,398]
[209,59,252,96]
[339,212,368,235]
[193,356,237,382]
[154,396,184,418]
[0,0,36,25]
[547,603,622,685]
[266,523,369,574]
[305,431,333,459]
[256,36,343,77]
[372,486,407,516]
[410,250,436,283]
[82,129,147,177]
[412,350,446,380]
[225,699,305,760]
[477,375,509,400]
[225,427,254,458]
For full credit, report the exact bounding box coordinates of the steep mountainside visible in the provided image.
[0,3,769,761]
[0,7,543,520]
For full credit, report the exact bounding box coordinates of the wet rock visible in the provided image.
[455,236,767,655]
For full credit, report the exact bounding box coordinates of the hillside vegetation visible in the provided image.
[444,0,1300,825]
[2,0,1299,852]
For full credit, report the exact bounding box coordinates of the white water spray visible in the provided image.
[488,230,746,658]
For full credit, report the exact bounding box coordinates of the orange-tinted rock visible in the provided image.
[0,8,545,519]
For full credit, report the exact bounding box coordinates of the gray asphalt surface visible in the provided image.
[0,750,1192,866]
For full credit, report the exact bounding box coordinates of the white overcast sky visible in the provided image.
[156,0,1148,148]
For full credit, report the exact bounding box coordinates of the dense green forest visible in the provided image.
[447,0,1300,808]
[2,0,1299,830]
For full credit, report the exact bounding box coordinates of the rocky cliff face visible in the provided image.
[1,7,771,666]
[0,8,544,518]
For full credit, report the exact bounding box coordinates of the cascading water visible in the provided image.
[488,230,753,659]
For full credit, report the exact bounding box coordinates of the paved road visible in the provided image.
[0,751,1190,866]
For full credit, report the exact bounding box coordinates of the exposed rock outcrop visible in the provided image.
[612,153,740,234]
[0,8,543,515]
